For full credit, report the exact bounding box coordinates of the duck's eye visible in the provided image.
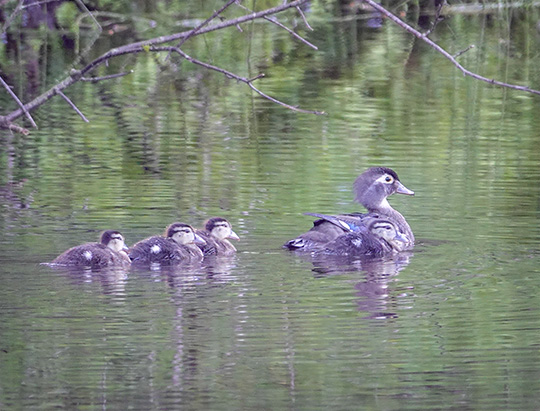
[384,175,394,183]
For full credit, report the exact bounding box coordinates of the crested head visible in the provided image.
[205,217,240,241]
[100,230,127,253]
[165,222,197,245]
[353,167,414,211]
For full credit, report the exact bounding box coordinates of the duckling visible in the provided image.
[321,219,409,257]
[196,217,240,256]
[283,167,414,251]
[50,230,131,268]
[128,223,205,264]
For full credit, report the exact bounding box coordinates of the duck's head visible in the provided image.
[353,167,414,211]
[205,217,240,241]
[101,230,128,253]
[369,220,409,244]
[166,223,206,245]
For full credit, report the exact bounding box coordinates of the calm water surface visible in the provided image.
[1,7,540,410]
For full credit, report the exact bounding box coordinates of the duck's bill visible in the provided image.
[228,230,240,240]
[396,181,414,196]
[394,231,410,243]
[194,234,207,245]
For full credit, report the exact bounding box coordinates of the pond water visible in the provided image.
[1,5,540,410]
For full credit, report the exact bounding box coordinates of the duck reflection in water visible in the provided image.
[46,265,130,296]
[311,250,413,320]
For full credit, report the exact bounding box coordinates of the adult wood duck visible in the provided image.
[196,217,240,256]
[128,223,206,264]
[320,218,409,257]
[283,167,414,251]
[49,230,131,268]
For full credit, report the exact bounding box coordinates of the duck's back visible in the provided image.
[322,231,392,257]
[196,230,237,256]
[129,236,202,264]
[51,243,127,268]
[283,212,371,251]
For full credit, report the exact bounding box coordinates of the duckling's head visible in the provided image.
[353,167,414,211]
[166,223,205,245]
[101,230,128,253]
[205,217,240,241]
[369,220,409,244]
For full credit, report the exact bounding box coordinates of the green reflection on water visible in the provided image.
[1,7,540,410]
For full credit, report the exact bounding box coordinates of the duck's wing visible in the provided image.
[283,219,350,251]
[129,237,184,263]
[304,212,374,233]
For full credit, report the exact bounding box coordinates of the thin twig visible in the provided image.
[20,0,59,9]
[81,71,133,82]
[424,0,447,37]
[56,90,89,122]
[115,0,311,53]
[73,0,102,32]
[152,45,325,115]
[2,0,23,33]
[0,117,29,135]
[453,44,475,59]
[237,3,318,50]
[296,6,313,31]
[360,0,540,96]
[176,0,237,48]
[0,75,38,128]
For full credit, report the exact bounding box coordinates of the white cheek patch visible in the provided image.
[83,251,93,260]
[151,245,161,254]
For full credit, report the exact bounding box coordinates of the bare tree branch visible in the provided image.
[453,45,475,59]
[424,0,447,37]
[176,0,237,49]
[0,117,29,135]
[80,71,133,83]
[296,6,314,31]
[151,46,325,115]
[361,0,540,96]
[73,0,101,32]
[113,0,311,53]
[0,75,38,129]
[236,2,318,50]
[56,90,89,123]
[1,0,23,35]
[2,0,315,131]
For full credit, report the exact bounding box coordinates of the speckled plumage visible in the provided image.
[50,230,130,268]
[128,223,204,264]
[321,219,408,257]
[196,217,239,256]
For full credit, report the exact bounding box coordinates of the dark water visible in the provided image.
[2,7,540,410]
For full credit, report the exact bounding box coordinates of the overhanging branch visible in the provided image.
[361,0,540,96]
